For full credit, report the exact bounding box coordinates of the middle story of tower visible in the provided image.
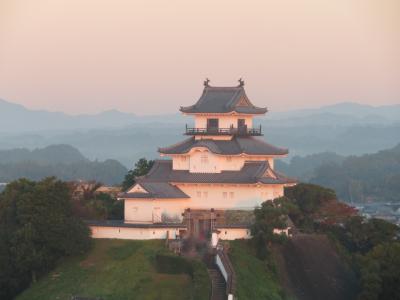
[120,81,296,223]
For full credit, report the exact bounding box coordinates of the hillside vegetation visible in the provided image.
[17,239,210,300]
[228,240,285,300]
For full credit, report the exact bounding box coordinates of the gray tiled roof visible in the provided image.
[180,86,267,114]
[139,160,296,185]
[120,181,190,199]
[159,136,288,156]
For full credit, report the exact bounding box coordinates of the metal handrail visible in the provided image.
[216,245,237,298]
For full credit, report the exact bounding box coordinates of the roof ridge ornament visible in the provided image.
[238,78,244,87]
[204,78,210,87]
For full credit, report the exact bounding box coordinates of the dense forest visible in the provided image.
[277,144,400,203]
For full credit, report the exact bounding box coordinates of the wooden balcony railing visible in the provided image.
[185,125,262,136]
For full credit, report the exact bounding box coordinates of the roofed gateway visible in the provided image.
[89,80,296,242]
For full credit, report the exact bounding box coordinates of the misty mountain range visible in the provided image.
[1,98,399,132]
[0,98,399,167]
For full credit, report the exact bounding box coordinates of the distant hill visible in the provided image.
[0,99,399,167]
[0,98,182,132]
[268,102,400,123]
[276,152,345,181]
[276,144,400,203]
[1,98,399,133]
[0,144,87,164]
[0,145,127,184]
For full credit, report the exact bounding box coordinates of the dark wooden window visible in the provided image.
[238,119,246,128]
[238,119,247,134]
[207,118,219,132]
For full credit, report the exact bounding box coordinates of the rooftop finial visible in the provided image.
[238,78,244,87]
[204,78,210,87]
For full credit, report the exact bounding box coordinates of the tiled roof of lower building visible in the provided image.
[159,136,288,156]
[120,182,190,199]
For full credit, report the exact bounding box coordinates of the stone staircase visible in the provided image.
[207,264,226,300]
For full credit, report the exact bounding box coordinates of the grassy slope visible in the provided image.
[17,239,209,300]
[229,240,286,300]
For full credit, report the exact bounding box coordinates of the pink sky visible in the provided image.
[0,0,399,115]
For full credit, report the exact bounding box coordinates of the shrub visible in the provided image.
[154,253,211,300]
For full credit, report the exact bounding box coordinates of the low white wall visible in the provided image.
[90,226,183,240]
[217,227,251,240]
[90,225,251,241]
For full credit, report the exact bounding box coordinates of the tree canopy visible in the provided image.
[0,177,91,300]
[122,158,154,191]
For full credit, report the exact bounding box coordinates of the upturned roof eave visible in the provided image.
[179,107,268,115]
[158,136,289,156]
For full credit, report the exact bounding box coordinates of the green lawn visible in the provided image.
[17,239,210,300]
[229,240,285,300]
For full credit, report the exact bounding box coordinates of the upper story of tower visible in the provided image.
[180,79,267,139]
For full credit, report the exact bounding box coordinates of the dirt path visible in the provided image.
[273,234,359,300]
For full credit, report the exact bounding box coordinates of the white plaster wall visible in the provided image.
[172,152,279,173]
[189,149,218,173]
[194,115,253,129]
[217,227,251,240]
[176,183,284,210]
[125,198,187,223]
[273,227,290,236]
[194,135,232,141]
[90,226,182,240]
[90,226,250,241]
[123,184,285,223]
[125,199,154,223]
[172,155,190,170]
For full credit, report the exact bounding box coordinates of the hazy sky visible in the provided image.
[0,0,399,115]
